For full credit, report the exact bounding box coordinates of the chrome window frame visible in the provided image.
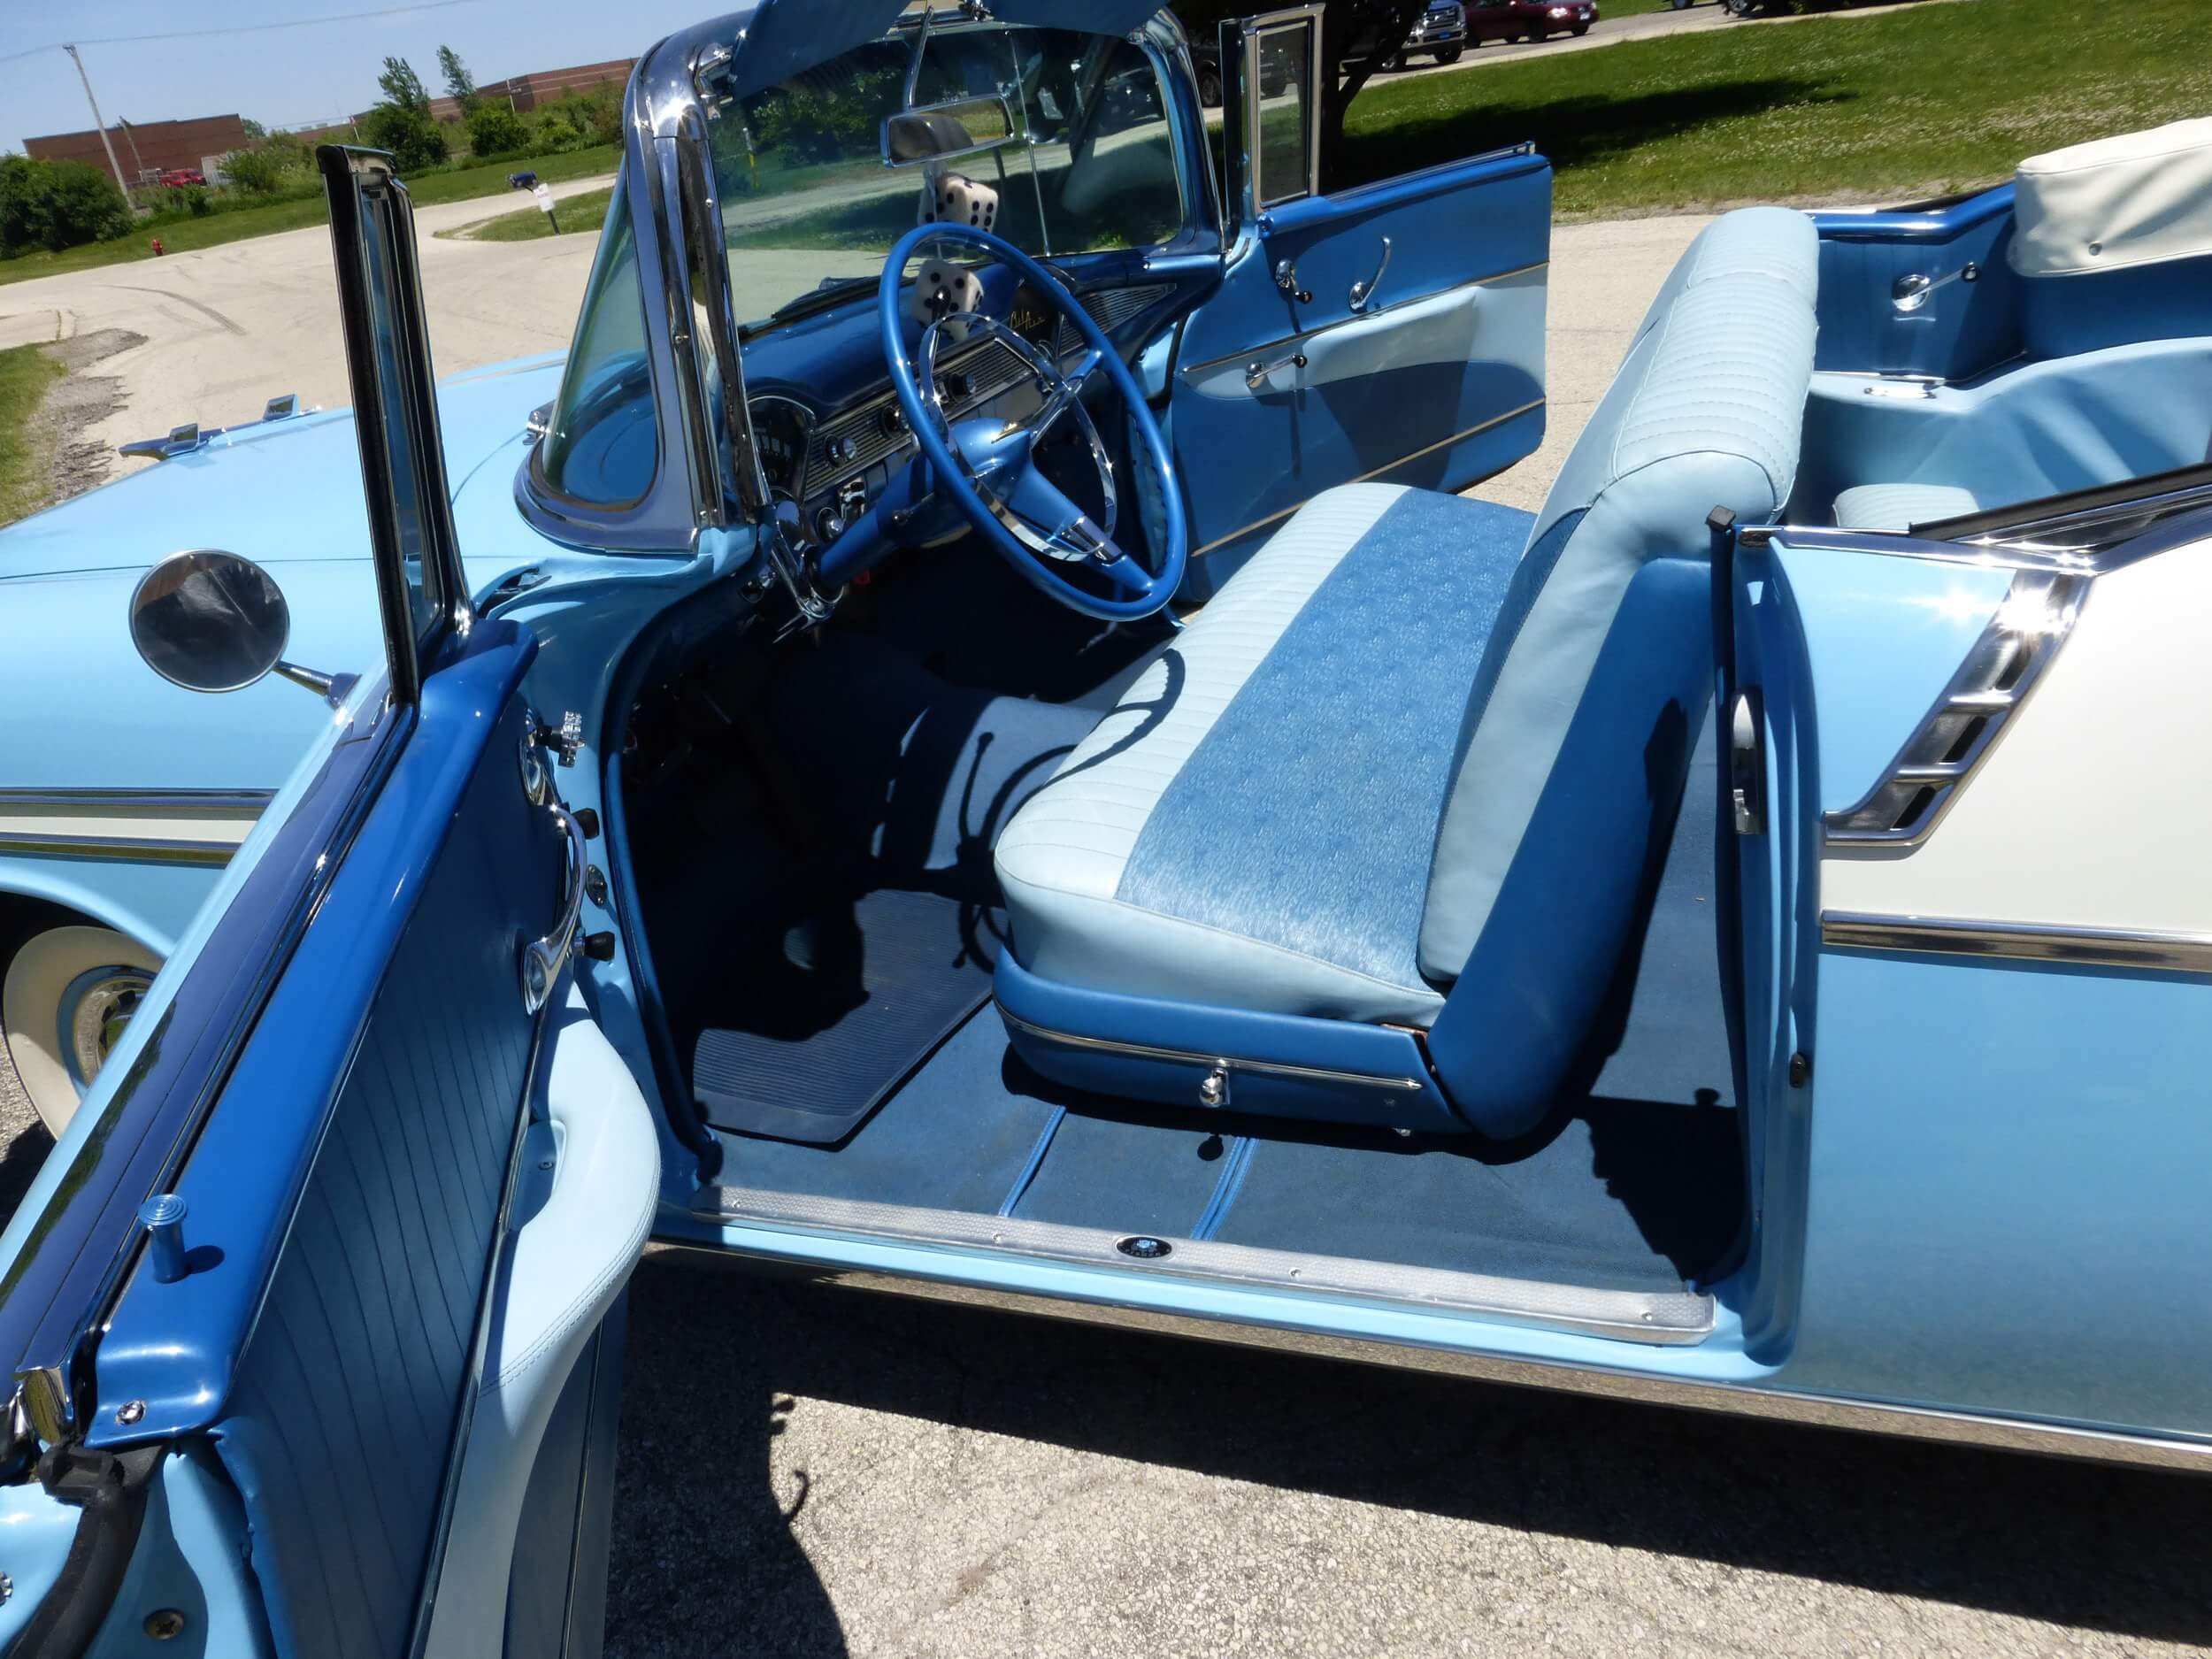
[1242,4,1325,213]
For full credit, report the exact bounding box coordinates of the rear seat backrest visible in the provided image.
[1417,206,1818,1135]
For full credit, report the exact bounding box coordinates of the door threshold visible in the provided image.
[693,1184,1715,1347]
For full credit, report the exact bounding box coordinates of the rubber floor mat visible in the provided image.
[693,887,996,1143]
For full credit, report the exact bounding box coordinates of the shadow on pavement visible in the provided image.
[612,1252,2212,1654]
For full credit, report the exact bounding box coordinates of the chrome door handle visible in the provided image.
[1892,261,1978,312]
[521,804,587,1014]
[1348,235,1393,311]
[1244,350,1308,391]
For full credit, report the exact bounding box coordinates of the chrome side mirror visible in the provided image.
[128,549,348,701]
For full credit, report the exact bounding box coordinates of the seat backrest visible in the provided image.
[1420,206,1818,1136]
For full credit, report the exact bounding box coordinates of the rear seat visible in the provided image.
[1832,482,1982,531]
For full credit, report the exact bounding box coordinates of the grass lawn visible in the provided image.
[0,145,620,288]
[1340,0,2212,214]
[0,344,64,525]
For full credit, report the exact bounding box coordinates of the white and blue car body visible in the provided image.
[2,3,2210,1647]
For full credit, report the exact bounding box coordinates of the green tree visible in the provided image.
[465,102,528,158]
[0,156,132,255]
[359,104,449,171]
[241,118,268,141]
[437,45,479,113]
[220,145,285,194]
[377,56,431,115]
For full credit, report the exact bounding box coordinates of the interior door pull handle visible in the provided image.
[521,804,587,1014]
[1349,235,1393,311]
[1245,351,1308,391]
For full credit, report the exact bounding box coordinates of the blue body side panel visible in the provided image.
[82,1444,275,1659]
[1780,949,2212,1437]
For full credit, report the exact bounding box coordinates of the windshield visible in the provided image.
[705,24,1183,331]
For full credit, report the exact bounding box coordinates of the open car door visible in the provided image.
[1170,5,1551,591]
[0,148,655,1659]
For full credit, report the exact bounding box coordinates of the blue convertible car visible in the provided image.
[4,1,2211,1648]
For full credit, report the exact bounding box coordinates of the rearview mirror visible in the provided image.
[882,96,1018,167]
[129,549,292,693]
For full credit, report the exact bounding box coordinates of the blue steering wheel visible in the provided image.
[878,224,1187,622]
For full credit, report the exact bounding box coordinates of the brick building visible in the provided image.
[22,114,250,183]
[354,58,637,124]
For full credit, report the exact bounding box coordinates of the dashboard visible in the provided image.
[743,280,1174,548]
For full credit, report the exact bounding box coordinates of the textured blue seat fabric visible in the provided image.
[992,206,1818,1136]
[995,485,1532,1026]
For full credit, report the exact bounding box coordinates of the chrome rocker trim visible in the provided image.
[692,1186,1715,1345]
[998,1006,1425,1093]
[657,1237,2212,1474]
[1822,912,2212,976]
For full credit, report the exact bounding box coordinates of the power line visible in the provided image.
[0,0,490,65]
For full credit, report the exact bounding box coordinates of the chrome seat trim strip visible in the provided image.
[1822,911,2212,975]
[0,787,274,811]
[689,1186,1714,1344]
[653,1243,2212,1474]
[997,1006,1425,1092]
[0,833,239,867]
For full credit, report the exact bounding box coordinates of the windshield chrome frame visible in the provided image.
[518,6,1209,556]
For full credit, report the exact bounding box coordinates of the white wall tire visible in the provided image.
[3,925,162,1138]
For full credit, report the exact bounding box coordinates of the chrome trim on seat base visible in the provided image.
[692,1185,1713,1344]
[998,1006,1425,1093]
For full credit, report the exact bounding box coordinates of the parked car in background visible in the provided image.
[1187,33,1286,106]
[1377,2,1468,68]
[1466,0,1597,42]
[155,166,205,188]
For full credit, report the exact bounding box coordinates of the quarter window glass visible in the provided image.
[1253,24,1314,208]
[541,171,659,506]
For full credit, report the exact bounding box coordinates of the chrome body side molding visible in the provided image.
[657,1240,2212,1474]
[693,1186,1715,1344]
[1822,911,2212,976]
[0,787,273,865]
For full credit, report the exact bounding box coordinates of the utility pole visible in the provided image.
[62,43,134,204]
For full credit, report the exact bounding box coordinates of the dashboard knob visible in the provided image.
[880,405,907,436]
[814,504,848,542]
[827,434,858,465]
[941,371,972,401]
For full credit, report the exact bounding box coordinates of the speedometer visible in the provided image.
[749,396,812,498]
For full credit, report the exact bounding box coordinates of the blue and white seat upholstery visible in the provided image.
[994,207,1819,1137]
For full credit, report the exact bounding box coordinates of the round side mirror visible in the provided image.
[129,549,292,694]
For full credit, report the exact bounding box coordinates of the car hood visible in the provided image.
[0,353,566,588]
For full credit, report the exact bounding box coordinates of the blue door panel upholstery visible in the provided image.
[208,698,556,1659]
[1810,188,2021,381]
[1118,488,1529,995]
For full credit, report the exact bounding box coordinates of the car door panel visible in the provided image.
[2,148,656,1655]
[1171,10,1550,587]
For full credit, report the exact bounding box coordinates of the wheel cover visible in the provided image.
[4,925,162,1137]
[878,224,1189,622]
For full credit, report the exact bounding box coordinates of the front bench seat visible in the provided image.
[994,207,1819,1138]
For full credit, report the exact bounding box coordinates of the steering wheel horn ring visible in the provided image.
[879,225,1188,621]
